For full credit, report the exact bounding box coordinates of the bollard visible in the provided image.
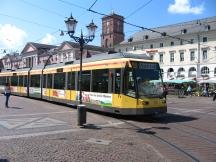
[77,104,86,126]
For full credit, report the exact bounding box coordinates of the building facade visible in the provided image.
[0,41,109,70]
[115,16,216,82]
[101,12,124,49]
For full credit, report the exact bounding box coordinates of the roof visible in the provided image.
[61,41,110,52]
[120,16,216,45]
[21,42,58,54]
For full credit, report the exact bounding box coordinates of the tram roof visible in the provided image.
[45,52,151,69]
[0,53,152,73]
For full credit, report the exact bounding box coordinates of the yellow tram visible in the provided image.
[0,53,167,115]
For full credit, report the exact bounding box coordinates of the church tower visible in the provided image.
[101,12,124,49]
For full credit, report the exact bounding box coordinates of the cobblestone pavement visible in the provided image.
[0,94,215,162]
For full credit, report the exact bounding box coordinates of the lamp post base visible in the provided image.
[77,104,86,126]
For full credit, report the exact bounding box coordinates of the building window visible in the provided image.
[202,50,208,60]
[160,69,164,78]
[159,53,163,63]
[106,21,110,33]
[170,52,174,62]
[201,66,209,75]
[160,43,163,47]
[150,55,154,60]
[203,37,207,42]
[126,48,128,52]
[118,49,121,52]
[181,29,187,34]
[144,35,149,40]
[190,39,194,44]
[171,41,174,46]
[180,52,184,62]
[214,68,216,76]
[150,44,153,48]
[205,25,210,31]
[190,51,195,61]
[180,40,183,45]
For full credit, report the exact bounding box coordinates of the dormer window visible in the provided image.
[205,25,210,31]
[171,41,174,46]
[128,37,133,42]
[161,32,166,37]
[181,29,187,34]
[144,35,149,40]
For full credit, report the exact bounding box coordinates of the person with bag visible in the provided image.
[4,83,11,108]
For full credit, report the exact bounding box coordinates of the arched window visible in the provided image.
[177,67,185,78]
[201,66,209,76]
[167,68,174,78]
[188,67,196,77]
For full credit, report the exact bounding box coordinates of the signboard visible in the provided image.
[76,92,112,107]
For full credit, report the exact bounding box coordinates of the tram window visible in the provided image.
[82,71,91,91]
[0,77,6,85]
[11,76,18,86]
[115,69,121,94]
[92,69,108,93]
[43,75,46,88]
[47,74,53,89]
[54,72,65,89]
[18,76,23,86]
[6,76,10,84]
[30,75,40,87]
[67,72,75,90]
[23,76,28,87]
[123,68,136,97]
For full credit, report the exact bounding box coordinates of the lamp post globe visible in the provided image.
[65,14,78,37]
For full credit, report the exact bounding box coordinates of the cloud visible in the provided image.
[0,24,27,50]
[40,33,56,44]
[168,0,204,15]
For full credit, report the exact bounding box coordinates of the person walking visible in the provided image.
[187,85,192,97]
[163,84,168,99]
[4,83,11,108]
[213,89,216,101]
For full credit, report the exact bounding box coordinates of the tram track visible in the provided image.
[120,119,201,162]
[116,113,216,162]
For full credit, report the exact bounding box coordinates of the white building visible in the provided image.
[115,16,216,82]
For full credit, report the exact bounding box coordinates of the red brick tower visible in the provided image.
[101,12,124,49]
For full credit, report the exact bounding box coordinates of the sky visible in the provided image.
[0,0,216,58]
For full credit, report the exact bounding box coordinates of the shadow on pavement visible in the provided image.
[83,124,102,130]
[118,113,198,124]
[8,106,23,109]
[87,109,198,124]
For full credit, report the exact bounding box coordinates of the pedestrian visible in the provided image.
[187,85,192,96]
[163,84,168,99]
[4,83,11,108]
[213,90,216,101]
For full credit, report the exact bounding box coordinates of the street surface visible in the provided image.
[0,94,215,162]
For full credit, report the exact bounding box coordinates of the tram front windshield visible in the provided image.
[132,62,163,98]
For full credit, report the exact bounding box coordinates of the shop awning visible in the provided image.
[198,78,216,84]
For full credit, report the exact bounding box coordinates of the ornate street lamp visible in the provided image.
[63,14,97,127]
[64,14,97,105]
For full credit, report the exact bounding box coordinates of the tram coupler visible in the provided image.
[77,104,87,127]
